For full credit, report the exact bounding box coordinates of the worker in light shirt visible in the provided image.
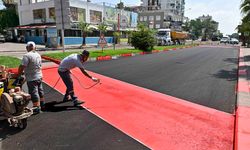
[58,50,99,106]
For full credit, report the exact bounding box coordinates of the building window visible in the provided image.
[156,15,161,21]
[78,8,86,22]
[70,7,78,21]
[49,7,55,20]
[33,9,46,20]
[149,16,154,21]
[140,16,143,21]
[90,10,102,24]
[156,24,160,28]
[149,24,154,29]
[70,7,86,22]
[143,16,147,21]
[31,0,50,3]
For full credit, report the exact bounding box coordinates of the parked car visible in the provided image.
[211,36,220,41]
[220,37,230,44]
[0,34,5,43]
[229,38,239,45]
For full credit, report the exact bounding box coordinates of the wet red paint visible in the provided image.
[97,56,112,61]
[121,53,132,57]
[235,107,250,150]
[43,67,234,150]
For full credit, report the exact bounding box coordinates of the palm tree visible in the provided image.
[240,0,250,25]
[239,0,250,46]
[240,0,250,20]
[78,21,92,47]
[97,23,108,36]
[97,23,108,52]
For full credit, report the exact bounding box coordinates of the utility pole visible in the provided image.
[117,0,121,33]
[60,0,65,52]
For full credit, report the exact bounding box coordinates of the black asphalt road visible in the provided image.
[85,46,238,114]
[0,83,149,150]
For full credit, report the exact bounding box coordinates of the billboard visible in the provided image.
[90,10,102,24]
[104,6,118,25]
[130,12,138,28]
[120,10,131,28]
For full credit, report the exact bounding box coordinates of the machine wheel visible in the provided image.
[18,118,27,129]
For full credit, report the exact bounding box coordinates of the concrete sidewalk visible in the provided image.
[235,47,250,150]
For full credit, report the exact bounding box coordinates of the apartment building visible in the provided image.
[139,0,185,29]
[13,0,138,46]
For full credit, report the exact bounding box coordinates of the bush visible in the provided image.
[113,32,121,44]
[130,24,156,51]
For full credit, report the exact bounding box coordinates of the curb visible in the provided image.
[42,45,198,64]
[235,47,250,150]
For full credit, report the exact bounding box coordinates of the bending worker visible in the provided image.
[58,50,99,106]
[18,41,45,113]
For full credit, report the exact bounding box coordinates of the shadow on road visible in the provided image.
[44,101,84,112]
[223,58,238,64]
[0,118,23,141]
[212,68,238,81]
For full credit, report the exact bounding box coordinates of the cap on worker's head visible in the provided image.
[26,41,36,48]
[82,50,90,57]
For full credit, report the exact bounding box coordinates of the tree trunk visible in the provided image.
[82,33,86,46]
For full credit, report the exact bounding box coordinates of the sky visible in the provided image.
[92,0,242,35]
[0,0,242,35]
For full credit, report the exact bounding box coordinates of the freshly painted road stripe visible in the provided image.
[43,67,234,150]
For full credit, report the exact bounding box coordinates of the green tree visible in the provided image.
[189,19,203,39]
[230,33,239,39]
[185,17,218,40]
[202,18,218,40]
[97,23,108,36]
[239,0,250,46]
[2,0,16,9]
[97,23,108,52]
[238,22,250,46]
[240,0,250,22]
[116,2,124,9]
[78,21,92,47]
[0,8,19,33]
[130,24,156,51]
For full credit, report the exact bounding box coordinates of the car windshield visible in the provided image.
[157,31,168,36]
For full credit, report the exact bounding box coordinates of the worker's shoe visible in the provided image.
[40,101,46,111]
[73,100,84,106]
[63,95,72,102]
[32,106,42,115]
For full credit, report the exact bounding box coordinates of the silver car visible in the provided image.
[0,34,6,43]
[229,38,239,45]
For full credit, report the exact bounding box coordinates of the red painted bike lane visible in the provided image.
[42,67,234,150]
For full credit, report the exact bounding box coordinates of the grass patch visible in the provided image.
[0,56,21,68]
[43,49,142,60]
[120,38,128,42]
[42,44,198,60]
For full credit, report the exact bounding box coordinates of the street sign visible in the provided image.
[55,0,71,29]
[98,35,107,48]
